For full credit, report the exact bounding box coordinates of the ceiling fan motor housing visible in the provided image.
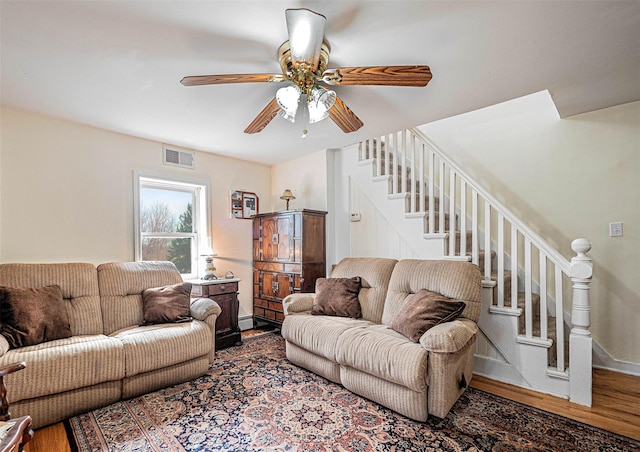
[278,40,331,96]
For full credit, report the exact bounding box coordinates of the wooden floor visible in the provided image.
[23,347,640,451]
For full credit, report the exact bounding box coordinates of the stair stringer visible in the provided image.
[478,284,570,398]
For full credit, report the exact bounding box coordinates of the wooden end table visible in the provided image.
[188,278,242,350]
[0,416,33,452]
[0,362,32,452]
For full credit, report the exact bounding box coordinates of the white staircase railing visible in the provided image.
[357,128,593,405]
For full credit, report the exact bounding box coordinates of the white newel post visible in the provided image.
[569,238,593,406]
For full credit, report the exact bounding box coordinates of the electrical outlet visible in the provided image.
[609,222,623,237]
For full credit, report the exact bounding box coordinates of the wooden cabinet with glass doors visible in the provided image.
[252,209,327,327]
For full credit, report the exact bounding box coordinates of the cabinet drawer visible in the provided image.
[207,282,238,295]
[268,300,283,313]
[254,298,268,308]
[267,262,284,272]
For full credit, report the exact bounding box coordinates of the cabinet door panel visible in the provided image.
[276,215,294,261]
[213,293,235,333]
[260,271,295,300]
[260,217,277,261]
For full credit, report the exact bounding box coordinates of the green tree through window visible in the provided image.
[167,203,193,273]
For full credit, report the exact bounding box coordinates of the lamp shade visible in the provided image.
[280,189,296,210]
[280,189,295,201]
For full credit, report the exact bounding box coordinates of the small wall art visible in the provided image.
[230,190,258,219]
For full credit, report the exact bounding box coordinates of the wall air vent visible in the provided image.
[163,145,195,169]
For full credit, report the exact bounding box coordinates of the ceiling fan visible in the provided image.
[181,8,432,138]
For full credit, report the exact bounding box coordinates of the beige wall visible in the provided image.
[418,93,640,365]
[0,106,271,320]
[269,149,328,212]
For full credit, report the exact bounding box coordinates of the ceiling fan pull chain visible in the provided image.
[299,94,310,139]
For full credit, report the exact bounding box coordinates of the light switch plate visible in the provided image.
[609,222,623,237]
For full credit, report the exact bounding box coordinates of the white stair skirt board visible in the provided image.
[473,355,529,389]
[349,161,446,259]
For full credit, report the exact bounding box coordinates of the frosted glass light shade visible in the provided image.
[285,8,326,70]
[276,85,301,122]
[308,86,336,123]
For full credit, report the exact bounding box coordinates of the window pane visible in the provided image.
[140,187,193,233]
[141,237,193,274]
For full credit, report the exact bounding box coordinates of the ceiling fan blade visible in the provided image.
[181,73,285,86]
[244,97,281,134]
[327,95,363,133]
[285,8,326,71]
[322,65,432,87]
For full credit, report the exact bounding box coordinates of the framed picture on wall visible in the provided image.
[231,190,258,219]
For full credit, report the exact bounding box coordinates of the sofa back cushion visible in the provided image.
[382,259,482,326]
[97,261,183,335]
[329,258,398,323]
[0,263,103,336]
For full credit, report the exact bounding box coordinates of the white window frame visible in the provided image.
[134,170,211,279]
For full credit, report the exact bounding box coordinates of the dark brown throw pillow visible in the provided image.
[0,285,72,348]
[142,282,192,325]
[391,289,466,342]
[311,277,362,318]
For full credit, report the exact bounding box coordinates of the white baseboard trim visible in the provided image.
[238,315,255,331]
[592,341,640,376]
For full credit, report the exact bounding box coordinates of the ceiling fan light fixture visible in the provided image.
[308,86,336,123]
[285,8,326,70]
[276,85,301,122]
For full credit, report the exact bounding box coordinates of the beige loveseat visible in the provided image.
[0,261,221,428]
[281,257,482,421]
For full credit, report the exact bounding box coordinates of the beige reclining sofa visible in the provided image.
[281,257,482,421]
[0,261,221,428]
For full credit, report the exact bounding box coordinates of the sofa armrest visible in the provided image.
[0,336,9,357]
[282,293,315,315]
[190,297,222,321]
[419,318,478,353]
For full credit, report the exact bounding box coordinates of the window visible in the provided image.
[134,172,210,279]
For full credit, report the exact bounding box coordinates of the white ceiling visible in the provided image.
[1,1,639,165]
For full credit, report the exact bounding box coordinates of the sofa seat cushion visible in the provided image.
[335,324,428,393]
[111,320,212,377]
[0,335,124,401]
[281,315,372,362]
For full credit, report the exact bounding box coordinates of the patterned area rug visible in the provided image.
[66,332,638,451]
